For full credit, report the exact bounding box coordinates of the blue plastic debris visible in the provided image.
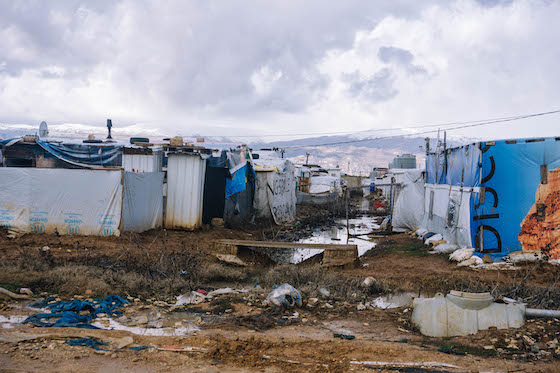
[129,345,150,351]
[24,295,128,329]
[66,337,110,351]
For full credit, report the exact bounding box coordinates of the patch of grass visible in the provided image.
[260,264,370,299]
[197,263,249,284]
[367,238,429,257]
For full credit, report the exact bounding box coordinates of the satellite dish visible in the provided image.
[39,121,49,138]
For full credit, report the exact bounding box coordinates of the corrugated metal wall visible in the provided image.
[123,152,163,172]
[165,153,207,229]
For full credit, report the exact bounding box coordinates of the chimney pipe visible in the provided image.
[106,119,113,139]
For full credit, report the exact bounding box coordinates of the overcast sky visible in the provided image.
[1,0,559,141]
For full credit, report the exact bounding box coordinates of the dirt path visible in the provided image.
[1,204,560,372]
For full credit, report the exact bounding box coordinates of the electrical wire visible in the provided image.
[194,109,560,139]
[282,109,560,148]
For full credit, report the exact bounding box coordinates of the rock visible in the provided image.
[319,288,330,298]
[532,342,547,353]
[361,277,377,288]
[85,289,93,296]
[115,336,134,349]
[308,298,319,305]
[547,338,558,349]
[133,315,149,325]
[17,288,34,296]
[324,303,334,309]
[483,345,495,350]
[42,246,50,252]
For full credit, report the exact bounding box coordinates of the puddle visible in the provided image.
[269,215,380,264]
[91,319,199,336]
[0,315,28,328]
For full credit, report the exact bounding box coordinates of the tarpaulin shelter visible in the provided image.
[375,169,425,232]
[424,136,560,261]
[202,147,256,227]
[165,152,208,230]
[0,138,122,169]
[253,158,296,225]
[0,168,164,235]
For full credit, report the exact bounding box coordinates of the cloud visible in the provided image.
[345,68,398,102]
[378,46,427,75]
[0,0,559,143]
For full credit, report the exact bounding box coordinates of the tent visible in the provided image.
[202,147,256,227]
[424,136,560,261]
[0,168,164,236]
[375,169,425,232]
[253,158,296,224]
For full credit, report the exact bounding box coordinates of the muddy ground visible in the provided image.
[1,200,560,372]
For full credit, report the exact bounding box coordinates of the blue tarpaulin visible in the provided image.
[25,295,128,329]
[226,163,248,199]
[426,137,560,261]
[36,141,122,168]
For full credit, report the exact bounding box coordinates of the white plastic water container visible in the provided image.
[412,291,525,337]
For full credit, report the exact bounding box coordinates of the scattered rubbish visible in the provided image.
[19,288,33,296]
[129,345,151,351]
[505,251,544,263]
[266,284,302,308]
[457,255,483,267]
[369,293,416,309]
[0,315,28,328]
[210,218,224,227]
[449,248,474,262]
[430,243,458,254]
[24,295,128,328]
[422,232,436,240]
[91,318,199,336]
[66,337,112,351]
[207,288,249,297]
[42,246,50,252]
[0,286,32,300]
[157,346,207,353]
[175,293,200,306]
[333,333,355,340]
[361,276,377,288]
[319,288,330,298]
[350,361,463,370]
[424,234,443,245]
[196,289,208,296]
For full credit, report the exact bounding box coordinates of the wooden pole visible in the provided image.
[346,188,350,243]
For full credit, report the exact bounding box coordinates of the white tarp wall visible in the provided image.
[254,160,296,224]
[122,172,165,232]
[392,171,425,232]
[309,175,343,195]
[0,168,122,236]
[422,184,478,247]
[374,170,425,232]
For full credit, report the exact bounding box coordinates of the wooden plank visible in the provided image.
[215,239,357,251]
